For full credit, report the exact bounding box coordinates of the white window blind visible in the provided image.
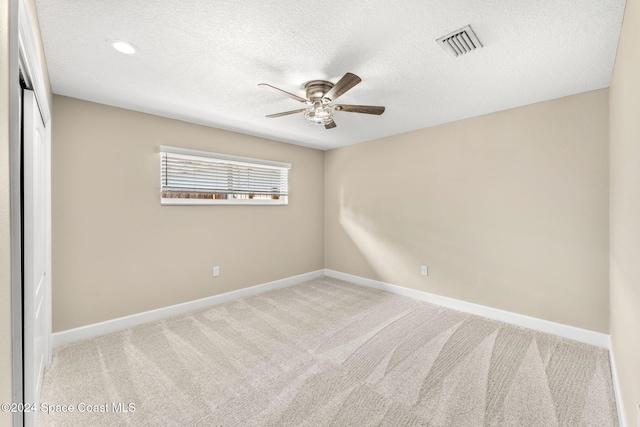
[160,146,290,205]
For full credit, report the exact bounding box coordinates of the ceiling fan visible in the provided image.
[258,72,385,129]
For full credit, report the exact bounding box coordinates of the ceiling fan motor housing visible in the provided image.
[305,80,334,101]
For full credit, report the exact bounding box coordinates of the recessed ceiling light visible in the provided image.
[111,40,137,55]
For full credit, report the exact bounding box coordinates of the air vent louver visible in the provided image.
[436,25,482,57]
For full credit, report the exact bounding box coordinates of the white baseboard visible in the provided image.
[52,270,325,348]
[54,268,610,350]
[609,339,627,427]
[324,269,610,348]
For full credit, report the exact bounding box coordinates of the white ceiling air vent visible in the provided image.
[436,25,482,57]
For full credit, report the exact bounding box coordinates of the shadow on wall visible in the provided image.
[338,184,423,286]
[335,178,567,303]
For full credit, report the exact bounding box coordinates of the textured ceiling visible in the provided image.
[35,0,625,150]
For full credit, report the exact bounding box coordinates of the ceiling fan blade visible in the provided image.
[266,109,307,118]
[323,73,361,102]
[258,83,308,103]
[325,120,337,129]
[335,105,385,115]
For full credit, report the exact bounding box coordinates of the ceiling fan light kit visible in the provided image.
[259,72,385,129]
[304,101,334,126]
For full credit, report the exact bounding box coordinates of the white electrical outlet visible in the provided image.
[213,266,220,277]
[421,266,428,276]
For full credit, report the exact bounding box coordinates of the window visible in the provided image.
[160,146,290,205]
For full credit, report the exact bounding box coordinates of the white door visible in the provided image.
[23,89,49,427]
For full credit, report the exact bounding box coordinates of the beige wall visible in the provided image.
[325,89,610,333]
[610,0,640,423]
[52,96,324,331]
[1,0,13,424]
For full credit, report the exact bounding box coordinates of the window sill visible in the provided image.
[160,197,288,206]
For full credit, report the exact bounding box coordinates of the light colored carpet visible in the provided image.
[37,277,618,426]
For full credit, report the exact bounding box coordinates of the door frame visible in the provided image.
[11,1,52,426]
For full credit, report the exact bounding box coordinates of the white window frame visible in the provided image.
[160,146,291,205]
